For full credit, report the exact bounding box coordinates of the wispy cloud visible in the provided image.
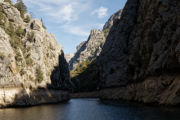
[91,6,108,18]
[47,4,74,22]
[20,0,92,23]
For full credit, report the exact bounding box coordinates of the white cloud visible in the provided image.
[61,25,89,37]
[47,4,73,22]
[91,6,108,18]
[13,0,106,37]
[21,0,92,23]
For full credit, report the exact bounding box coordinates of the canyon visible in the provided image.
[0,0,180,108]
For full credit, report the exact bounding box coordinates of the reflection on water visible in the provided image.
[0,99,180,120]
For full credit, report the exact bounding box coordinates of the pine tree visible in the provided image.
[41,18,46,29]
[15,0,27,19]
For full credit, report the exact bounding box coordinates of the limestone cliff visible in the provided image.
[69,10,122,92]
[69,10,122,71]
[103,10,122,31]
[98,0,180,105]
[69,30,105,70]
[0,0,70,107]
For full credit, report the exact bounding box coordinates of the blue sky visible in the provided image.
[12,0,127,54]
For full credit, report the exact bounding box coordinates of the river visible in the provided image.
[0,99,180,120]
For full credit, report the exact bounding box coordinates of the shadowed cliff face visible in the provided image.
[98,0,180,87]
[97,0,180,105]
[98,0,139,87]
[50,51,71,90]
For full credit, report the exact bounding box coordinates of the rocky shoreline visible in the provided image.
[99,74,180,106]
[0,87,70,108]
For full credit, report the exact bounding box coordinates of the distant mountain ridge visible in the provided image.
[69,10,123,70]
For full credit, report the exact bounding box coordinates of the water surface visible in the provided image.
[0,99,180,120]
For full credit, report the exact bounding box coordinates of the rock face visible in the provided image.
[97,0,180,105]
[0,1,70,107]
[69,10,122,71]
[103,9,122,30]
[69,30,106,70]
[69,10,123,92]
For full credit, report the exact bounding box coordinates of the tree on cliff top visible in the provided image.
[15,0,27,19]
[41,18,46,29]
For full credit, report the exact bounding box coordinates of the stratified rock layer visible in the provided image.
[98,0,180,105]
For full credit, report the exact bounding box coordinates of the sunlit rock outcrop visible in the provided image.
[69,30,106,70]
[0,0,70,107]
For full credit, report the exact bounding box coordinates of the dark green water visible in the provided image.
[0,99,180,120]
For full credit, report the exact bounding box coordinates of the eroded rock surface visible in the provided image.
[69,10,123,71]
[69,30,105,70]
[0,1,70,107]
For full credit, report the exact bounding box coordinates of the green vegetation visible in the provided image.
[15,50,23,61]
[29,75,34,81]
[27,32,34,42]
[35,66,43,83]
[24,52,34,67]
[4,22,25,52]
[20,68,26,76]
[25,57,33,66]
[41,18,46,29]
[70,59,91,78]
[70,59,99,92]
[26,46,31,52]
[0,53,5,60]
[0,7,6,28]
[16,26,25,37]
[0,0,34,78]
[103,28,110,38]
[15,0,27,19]
[24,15,30,23]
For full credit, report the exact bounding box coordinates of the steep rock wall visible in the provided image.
[98,0,180,105]
[69,30,105,70]
[0,1,70,107]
